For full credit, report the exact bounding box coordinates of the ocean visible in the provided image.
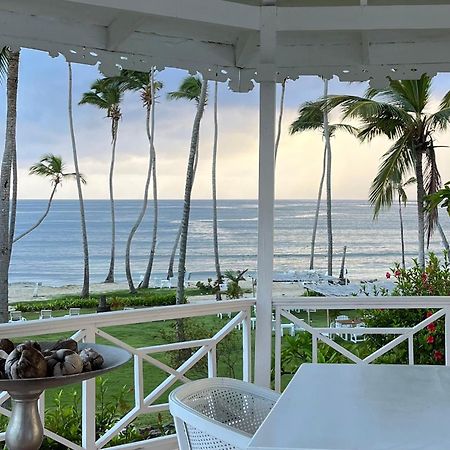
[9,199,450,286]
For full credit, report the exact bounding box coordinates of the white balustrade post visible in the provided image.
[242,307,252,382]
[446,308,450,366]
[134,354,144,409]
[255,1,277,388]
[82,328,96,449]
[274,307,282,392]
[208,347,217,377]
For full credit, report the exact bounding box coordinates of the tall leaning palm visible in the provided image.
[79,79,122,283]
[318,75,450,267]
[168,75,208,304]
[113,70,163,290]
[0,47,19,322]
[290,80,357,273]
[14,154,84,243]
[68,62,89,298]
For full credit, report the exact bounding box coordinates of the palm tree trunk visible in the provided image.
[0,50,19,322]
[104,120,118,283]
[9,136,17,251]
[13,182,58,243]
[212,81,221,288]
[68,62,90,298]
[310,143,327,270]
[176,81,208,304]
[323,79,333,277]
[167,145,200,280]
[398,195,406,270]
[274,79,286,162]
[436,214,450,251]
[415,149,426,268]
[141,146,158,288]
[125,69,155,293]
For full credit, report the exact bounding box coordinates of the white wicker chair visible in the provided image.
[169,377,280,450]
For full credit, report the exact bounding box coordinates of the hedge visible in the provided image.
[12,292,176,313]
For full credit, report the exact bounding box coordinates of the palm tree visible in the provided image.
[14,154,84,243]
[316,74,450,267]
[79,79,122,283]
[109,69,162,291]
[68,62,89,298]
[274,78,287,162]
[13,153,86,243]
[167,75,208,303]
[371,171,415,269]
[0,47,19,322]
[211,81,222,294]
[289,80,357,273]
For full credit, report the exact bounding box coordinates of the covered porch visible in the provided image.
[1,0,450,448]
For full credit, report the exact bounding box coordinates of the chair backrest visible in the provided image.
[69,308,81,316]
[9,311,23,321]
[169,378,280,450]
[40,309,52,319]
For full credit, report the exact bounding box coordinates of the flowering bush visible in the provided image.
[364,252,450,365]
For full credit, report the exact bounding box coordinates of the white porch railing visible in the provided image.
[273,296,450,393]
[0,299,255,450]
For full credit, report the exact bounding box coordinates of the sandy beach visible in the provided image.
[8,280,305,304]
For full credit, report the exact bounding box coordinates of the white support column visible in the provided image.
[254,2,277,388]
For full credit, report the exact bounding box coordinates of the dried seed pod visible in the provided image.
[46,349,83,377]
[48,339,78,353]
[0,339,15,354]
[0,350,8,379]
[79,348,104,372]
[5,343,47,379]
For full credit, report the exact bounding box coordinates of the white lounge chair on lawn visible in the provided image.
[9,311,26,322]
[169,377,280,450]
[39,309,52,320]
[65,308,81,317]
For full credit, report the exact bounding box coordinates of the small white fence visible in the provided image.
[273,296,450,392]
[0,299,255,450]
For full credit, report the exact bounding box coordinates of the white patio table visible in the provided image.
[248,363,450,450]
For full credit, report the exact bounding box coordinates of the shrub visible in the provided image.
[12,291,176,313]
[363,252,449,365]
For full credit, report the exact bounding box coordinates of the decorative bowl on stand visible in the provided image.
[0,343,131,450]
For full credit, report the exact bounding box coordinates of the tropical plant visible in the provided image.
[371,171,415,269]
[167,75,208,304]
[110,69,163,293]
[316,74,450,267]
[0,47,19,322]
[290,79,357,274]
[14,154,84,243]
[68,62,89,298]
[428,181,450,215]
[79,78,123,283]
[224,269,247,299]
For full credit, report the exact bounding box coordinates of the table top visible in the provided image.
[249,364,450,450]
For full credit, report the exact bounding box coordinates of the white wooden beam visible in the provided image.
[62,0,259,31]
[278,5,450,32]
[107,13,145,51]
[235,32,259,67]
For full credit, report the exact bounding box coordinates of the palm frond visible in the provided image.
[167,75,203,102]
[0,47,9,83]
[369,134,415,217]
[289,101,324,134]
[424,143,442,246]
[427,107,450,132]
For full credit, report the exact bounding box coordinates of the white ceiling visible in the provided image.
[2,0,450,91]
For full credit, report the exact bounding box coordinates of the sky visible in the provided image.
[1,48,450,200]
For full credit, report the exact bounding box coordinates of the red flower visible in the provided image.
[427,323,436,333]
[434,350,444,362]
[426,311,433,318]
[386,272,391,279]
[427,335,435,344]
[421,272,428,283]
[394,270,401,277]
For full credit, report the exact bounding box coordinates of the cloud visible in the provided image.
[2,49,450,200]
